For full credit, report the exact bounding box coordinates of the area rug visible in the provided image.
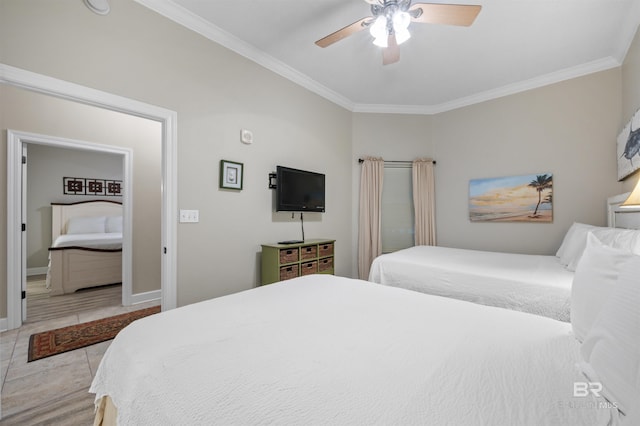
[28,305,160,362]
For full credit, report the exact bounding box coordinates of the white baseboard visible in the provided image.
[27,267,48,276]
[0,317,8,332]
[27,266,49,277]
[131,289,161,305]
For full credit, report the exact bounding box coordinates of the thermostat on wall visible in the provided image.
[240,129,253,144]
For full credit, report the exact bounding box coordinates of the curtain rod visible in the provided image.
[358,158,436,165]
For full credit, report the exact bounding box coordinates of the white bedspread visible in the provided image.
[51,232,122,250]
[369,245,573,322]
[90,275,616,426]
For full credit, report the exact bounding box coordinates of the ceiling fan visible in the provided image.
[315,0,481,65]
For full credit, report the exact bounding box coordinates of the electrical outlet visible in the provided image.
[179,209,199,223]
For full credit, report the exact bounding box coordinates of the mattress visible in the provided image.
[51,232,123,250]
[369,245,573,321]
[90,275,616,426]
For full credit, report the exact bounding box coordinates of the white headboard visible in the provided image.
[607,192,640,229]
[51,200,122,241]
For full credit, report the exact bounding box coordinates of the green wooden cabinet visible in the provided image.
[261,239,335,285]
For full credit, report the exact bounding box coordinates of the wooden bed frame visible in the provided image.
[47,200,123,296]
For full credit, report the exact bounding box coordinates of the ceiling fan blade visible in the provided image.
[315,17,373,48]
[409,3,481,26]
[382,34,400,65]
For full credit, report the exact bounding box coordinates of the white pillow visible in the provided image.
[556,222,599,269]
[556,222,587,259]
[65,216,106,234]
[567,226,640,271]
[591,227,640,254]
[570,233,635,342]
[106,216,123,233]
[578,254,640,416]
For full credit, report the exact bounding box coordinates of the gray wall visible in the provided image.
[26,144,123,269]
[352,69,624,271]
[432,69,623,254]
[0,0,353,316]
[1,84,162,303]
[1,0,639,318]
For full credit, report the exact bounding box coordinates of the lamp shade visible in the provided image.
[370,16,388,40]
[621,176,640,208]
[393,11,411,31]
[373,36,388,47]
[395,28,411,45]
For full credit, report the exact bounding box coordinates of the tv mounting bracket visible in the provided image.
[268,173,277,189]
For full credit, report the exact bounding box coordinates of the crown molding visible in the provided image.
[353,57,621,115]
[134,0,354,111]
[136,0,631,116]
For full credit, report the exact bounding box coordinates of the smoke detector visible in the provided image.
[84,0,110,15]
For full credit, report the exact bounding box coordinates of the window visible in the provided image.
[381,164,414,253]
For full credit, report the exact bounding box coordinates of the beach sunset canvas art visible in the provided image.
[469,173,553,222]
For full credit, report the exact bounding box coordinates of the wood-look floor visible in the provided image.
[1,276,157,424]
[26,275,122,323]
[0,388,95,426]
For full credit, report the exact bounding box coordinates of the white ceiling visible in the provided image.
[136,0,640,114]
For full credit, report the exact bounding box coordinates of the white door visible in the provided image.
[21,144,27,321]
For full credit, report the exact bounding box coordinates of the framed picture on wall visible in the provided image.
[468,173,553,223]
[617,108,640,181]
[63,176,123,196]
[219,160,244,190]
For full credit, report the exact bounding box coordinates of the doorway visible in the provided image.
[9,131,132,325]
[24,138,129,322]
[3,63,177,331]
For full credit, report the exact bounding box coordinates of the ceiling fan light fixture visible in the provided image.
[369,15,388,40]
[373,35,388,47]
[314,0,482,65]
[392,11,411,31]
[395,28,411,45]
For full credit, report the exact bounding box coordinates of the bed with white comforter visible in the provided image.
[369,245,573,321]
[369,211,640,323]
[90,274,624,426]
[50,232,122,250]
[46,201,123,295]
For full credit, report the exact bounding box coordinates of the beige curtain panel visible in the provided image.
[412,158,436,246]
[358,157,385,280]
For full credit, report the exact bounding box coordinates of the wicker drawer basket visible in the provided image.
[318,257,333,273]
[319,243,334,257]
[279,264,299,281]
[300,245,318,260]
[300,261,318,276]
[279,248,299,264]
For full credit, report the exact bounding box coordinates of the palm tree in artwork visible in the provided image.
[528,174,553,217]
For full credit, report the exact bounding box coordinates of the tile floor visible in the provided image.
[0,300,159,421]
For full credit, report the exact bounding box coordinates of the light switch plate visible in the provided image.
[179,209,199,223]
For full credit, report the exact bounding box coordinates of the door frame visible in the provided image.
[9,132,133,325]
[2,63,178,330]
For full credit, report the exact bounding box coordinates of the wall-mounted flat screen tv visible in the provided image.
[276,166,325,212]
